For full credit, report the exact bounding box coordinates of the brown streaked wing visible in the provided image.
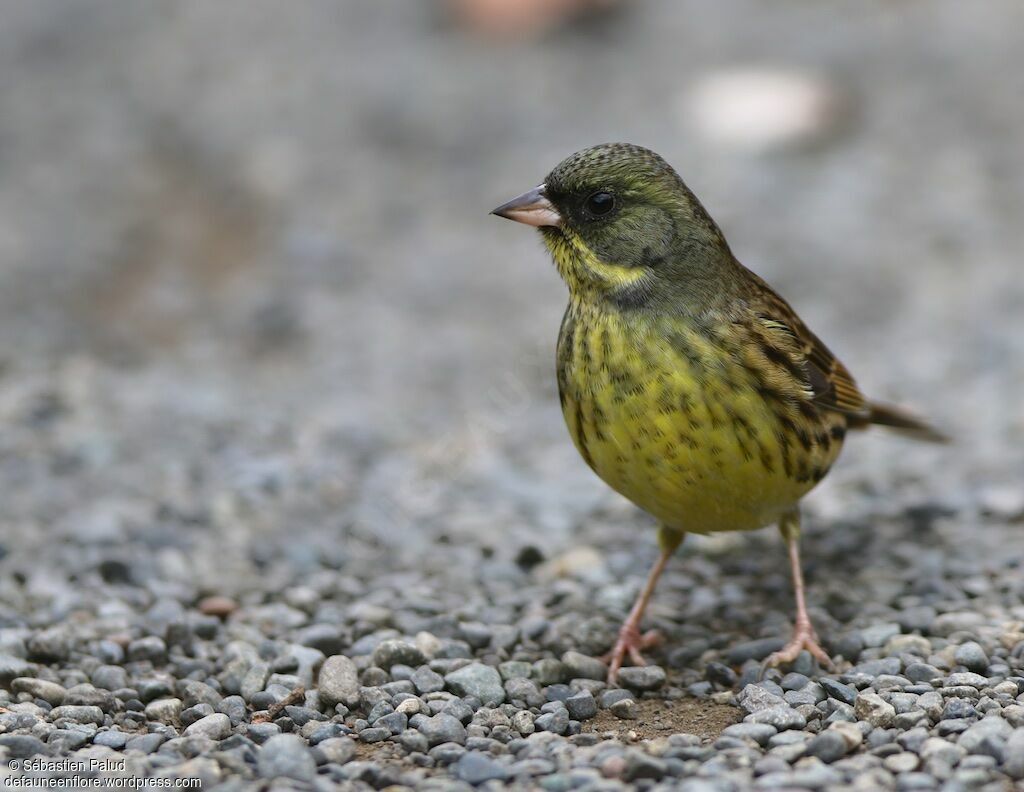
[744,269,869,419]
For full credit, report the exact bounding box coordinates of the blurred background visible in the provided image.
[0,0,1021,598]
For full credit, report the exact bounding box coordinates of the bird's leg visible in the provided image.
[602,526,685,684]
[763,509,834,671]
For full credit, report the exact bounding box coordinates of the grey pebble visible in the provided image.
[706,661,738,688]
[125,733,165,754]
[0,655,34,684]
[738,684,788,714]
[419,713,467,747]
[26,628,72,663]
[93,730,128,749]
[127,636,167,664]
[183,713,232,740]
[144,698,182,722]
[820,678,857,705]
[624,752,667,781]
[726,637,786,664]
[609,699,639,719]
[317,655,360,709]
[532,659,567,686]
[804,730,848,762]
[860,623,901,648]
[12,677,67,706]
[372,639,426,670]
[535,708,569,735]
[747,706,806,731]
[49,705,104,725]
[564,690,597,720]
[258,733,317,782]
[616,665,666,691]
[855,692,896,728]
[1004,728,1024,779]
[958,716,1012,756]
[359,726,391,743]
[561,652,607,681]
[505,678,544,708]
[0,734,49,758]
[412,666,445,694]
[722,723,776,747]
[454,751,509,785]
[444,663,505,706]
[91,665,129,691]
[946,671,988,689]
[317,736,356,765]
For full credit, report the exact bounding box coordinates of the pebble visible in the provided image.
[317,655,360,709]
[1004,729,1024,779]
[855,692,896,728]
[747,706,806,731]
[0,735,49,758]
[444,663,505,706]
[93,730,128,749]
[412,666,445,694]
[609,699,639,720]
[828,721,863,751]
[860,623,901,648]
[49,705,104,725]
[183,713,232,740]
[958,715,1012,756]
[145,698,183,722]
[127,636,167,664]
[946,672,988,689]
[804,730,848,763]
[454,751,509,784]
[739,685,788,714]
[419,713,467,747]
[883,752,920,773]
[820,678,857,705]
[372,640,426,670]
[616,665,666,692]
[561,652,607,681]
[564,690,597,721]
[12,677,67,706]
[726,638,786,665]
[257,734,317,782]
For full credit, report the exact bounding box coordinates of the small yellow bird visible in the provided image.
[493,143,945,682]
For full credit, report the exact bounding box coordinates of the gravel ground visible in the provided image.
[1,1,1023,790]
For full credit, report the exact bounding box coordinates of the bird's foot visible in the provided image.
[601,623,662,685]
[761,621,834,674]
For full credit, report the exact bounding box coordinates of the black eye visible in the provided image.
[584,191,615,217]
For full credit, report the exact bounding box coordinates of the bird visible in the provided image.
[491,143,945,683]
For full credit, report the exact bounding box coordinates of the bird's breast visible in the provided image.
[556,301,845,533]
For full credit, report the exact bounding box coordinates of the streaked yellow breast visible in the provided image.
[556,300,845,533]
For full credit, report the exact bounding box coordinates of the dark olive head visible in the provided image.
[493,143,733,306]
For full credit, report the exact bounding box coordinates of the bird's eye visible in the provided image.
[584,191,615,217]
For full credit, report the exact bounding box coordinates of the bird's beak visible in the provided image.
[491,185,562,227]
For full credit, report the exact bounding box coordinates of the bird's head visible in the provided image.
[493,143,733,310]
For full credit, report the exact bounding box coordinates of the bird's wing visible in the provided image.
[736,266,947,442]
[742,270,870,419]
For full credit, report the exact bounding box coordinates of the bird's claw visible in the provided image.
[760,622,834,677]
[601,625,662,685]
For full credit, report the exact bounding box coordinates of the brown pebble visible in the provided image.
[600,755,627,779]
[198,596,238,618]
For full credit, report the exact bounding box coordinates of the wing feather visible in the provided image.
[743,270,869,419]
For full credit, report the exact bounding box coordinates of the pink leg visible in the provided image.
[763,510,834,670]
[602,527,684,684]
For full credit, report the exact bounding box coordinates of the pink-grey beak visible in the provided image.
[491,185,562,228]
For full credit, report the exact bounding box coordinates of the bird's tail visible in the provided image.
[863,401,949,444]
